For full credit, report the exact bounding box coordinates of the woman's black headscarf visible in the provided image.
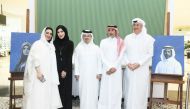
[54,25,69,46]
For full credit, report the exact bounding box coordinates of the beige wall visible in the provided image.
[174,0,190,26]
[174,0,190,33]
[1,0,28,32]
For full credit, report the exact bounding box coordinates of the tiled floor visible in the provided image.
[0,97,80,109]
[0,96,189,109]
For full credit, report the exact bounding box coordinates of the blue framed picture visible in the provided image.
[152,36,184,75]
[10,32,40,73]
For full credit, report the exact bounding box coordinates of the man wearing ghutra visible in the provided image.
[123,18,155,109]
[74,30,102,109]
[98,25,125,109]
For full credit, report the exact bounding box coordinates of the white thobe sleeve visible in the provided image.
[139,39,155,66]
[122,37,130,65]
[122,53,129,65]
[74,50,80,76]
[97,48,102,75]
[100,41,112,71]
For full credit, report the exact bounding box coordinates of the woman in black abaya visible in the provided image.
[54,25,74,109]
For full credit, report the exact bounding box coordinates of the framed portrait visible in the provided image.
[152,36,184,75]
[10,32,40,73]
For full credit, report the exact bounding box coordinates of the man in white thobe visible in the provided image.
[98,25,125,109]
[123,18,155,109]
[153,46,182,98]
[72,54,79,98]
[74,30,102,109]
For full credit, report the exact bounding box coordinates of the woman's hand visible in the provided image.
[37,72,46,82]
[35,66,46,82]
[96,74,102,80]
[61,70,67,78]
[37,72,43,80]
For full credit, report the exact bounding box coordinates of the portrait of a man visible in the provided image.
[152,36,184,75]
[155,46,182,75]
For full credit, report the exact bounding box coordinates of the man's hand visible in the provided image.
[106,67,117,75]
[96,74,102,80]
[106,70,112,75]
[132,63,140,70]
[127,63,140,71]
[75,75,79,81]
[61,70,67,78]
[110,67,117,73]
[127,63,134,71]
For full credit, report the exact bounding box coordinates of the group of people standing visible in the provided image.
[22,18,155,109]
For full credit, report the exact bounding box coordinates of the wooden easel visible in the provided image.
[148,2,184,108]
[8,9,30,109]
[185,73,190,109]
[8,72,23,109]
[149,74,184,109]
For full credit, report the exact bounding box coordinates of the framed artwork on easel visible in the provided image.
[152,36,184,76]
[10,32,40,73]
